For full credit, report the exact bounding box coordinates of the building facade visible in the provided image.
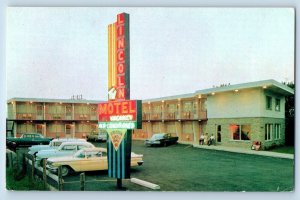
[7,80,294,149]
[7,98,101,139]
[133,79,294,149]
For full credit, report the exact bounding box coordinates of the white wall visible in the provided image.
[207,88,285,119]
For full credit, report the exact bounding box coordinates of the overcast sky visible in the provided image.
[6,7,295,101]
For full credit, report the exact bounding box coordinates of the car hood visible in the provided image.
[36,149,58,156]
[29,145,49,150]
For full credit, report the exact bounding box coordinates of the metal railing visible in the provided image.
[13,112,97,121]
[142,111,207,121]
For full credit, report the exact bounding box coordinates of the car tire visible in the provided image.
[61,166,70,177]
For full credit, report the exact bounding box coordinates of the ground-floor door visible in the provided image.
[216,125,221,143]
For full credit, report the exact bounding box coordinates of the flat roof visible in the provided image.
[142,79,294,102]
[8,80,294,104]
[143,92,196,103]
[7,97,104,104]
[195,79,294,96]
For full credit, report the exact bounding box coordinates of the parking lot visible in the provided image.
[54,140,294,192]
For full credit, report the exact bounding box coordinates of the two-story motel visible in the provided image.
[7,79,294,149]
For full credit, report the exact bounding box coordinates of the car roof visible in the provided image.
[52,138,86,142]
[153,133,167,136]
[78,147,107,153]
[60,141,93,146]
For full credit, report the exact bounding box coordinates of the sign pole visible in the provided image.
[117,178,122,189]
[98,13,142,190]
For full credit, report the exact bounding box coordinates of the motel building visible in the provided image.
[7,79,294,149]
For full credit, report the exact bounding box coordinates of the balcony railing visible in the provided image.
[164,112,176,120]
[151,113,162,120]
[13,112,97,121]
[142,110,207,121]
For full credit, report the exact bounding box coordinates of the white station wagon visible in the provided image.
[28,138,86,156]
[35,141,94,166]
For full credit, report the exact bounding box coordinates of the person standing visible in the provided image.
[199,134,205,145]
[208,134,215,146]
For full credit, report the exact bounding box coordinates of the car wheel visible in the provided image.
[61,166,70,177]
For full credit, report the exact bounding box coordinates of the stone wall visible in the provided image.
[206,117,285,149]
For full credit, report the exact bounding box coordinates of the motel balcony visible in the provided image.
[164,112,176,120]
[151,113,163,120]
[16,112,43,120]
[13,112,98,121]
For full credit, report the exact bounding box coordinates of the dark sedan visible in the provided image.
[7,133,53,149]
[145,133,178,147]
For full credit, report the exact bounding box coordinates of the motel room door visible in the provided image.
[65,124,73,138]
[216,125,222,143]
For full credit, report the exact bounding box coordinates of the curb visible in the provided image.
[193,144,294,160]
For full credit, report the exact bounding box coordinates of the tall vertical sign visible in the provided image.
[108,13,130,101]
[98,13,142,188]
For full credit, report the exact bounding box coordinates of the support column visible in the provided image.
[72,104,75,120]
[12,101,17,119]
[72,122,76,138]
[159,122,166,133]
[161,101,165,121]
[194,98,200,119]
[43,122,47,137]
[175,121,182,142]
[193,121,200,145]
[176,100,182,120]
[13,122,17,137]
[147,122,153,138]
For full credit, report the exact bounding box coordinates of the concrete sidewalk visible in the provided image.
[193,144,294,159]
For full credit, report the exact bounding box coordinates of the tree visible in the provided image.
[283,82,294,146]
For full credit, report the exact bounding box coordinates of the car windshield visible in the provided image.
[151,134,165,140]
[50,141,63,147]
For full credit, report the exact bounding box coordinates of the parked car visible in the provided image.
[6,139,17,151]
[145,133,178,147]
[35,141,94,166]
[6,133,53,148]
[46,147,144,176]
[28,138,86,156]
[87,130,107,142]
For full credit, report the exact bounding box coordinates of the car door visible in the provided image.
[79,151,106,171]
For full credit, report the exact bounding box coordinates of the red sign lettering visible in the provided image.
[98,100,137,122]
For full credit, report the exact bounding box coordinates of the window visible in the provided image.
[78,144,93,150]
[37,105,43,116]
[266,96,272,110]
[183,102,192,112]
[217,125,221,142]
[65,124,72,135]
[66,105,72,116]
[265,124,273,141]
[62,145,76,150]
[274,124,281,140]
[230,124,251,141]
[275,99,280,111]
